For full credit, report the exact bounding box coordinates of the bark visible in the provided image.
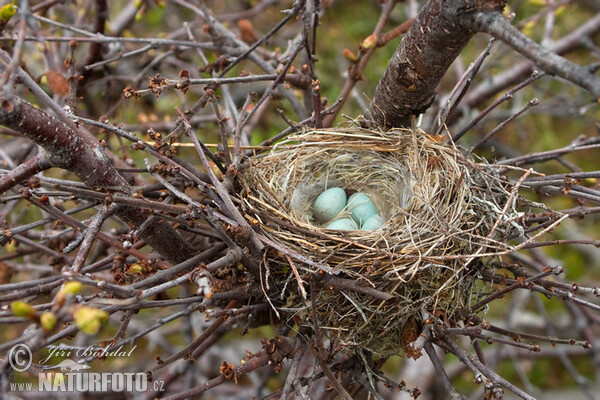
[0,96,197,264]
[367,0,505,129]
[367,0,600,130]
[0,154,50,193]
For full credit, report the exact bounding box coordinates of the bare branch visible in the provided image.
[465,10,600,99]
[0,96,197,263]
[367,0,505,129]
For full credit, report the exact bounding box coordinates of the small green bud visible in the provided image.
[342,48,357,63]
[61,281,82,296]
[11,300,36,318]
[74,306,108,335]
[40,312,57,332]
[361,34,377,50]
[0,4,15,23]
[128,264,143,275]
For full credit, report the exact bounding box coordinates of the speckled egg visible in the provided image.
[361,214,384,230]
[313,187,347,223]
[326,218,358,230]
[347,192,378,225]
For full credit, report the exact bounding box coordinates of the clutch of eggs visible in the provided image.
[313,187,384,231]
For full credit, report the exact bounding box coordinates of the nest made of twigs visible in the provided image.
[239,127,522,355]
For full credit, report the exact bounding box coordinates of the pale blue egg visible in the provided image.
[361,214,384,230]
[326,218,357,230]
[347,192,378,225]
[313,187,347,223]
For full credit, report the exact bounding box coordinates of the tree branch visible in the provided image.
[367,0,506,129]
[367,0,599,130]
[449,12,600,123]
[0,153,50,193]
[0,96,197,263]
[367,0,504,129]
[465,11,600,100]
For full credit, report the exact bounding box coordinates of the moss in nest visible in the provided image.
[240,127,522,355]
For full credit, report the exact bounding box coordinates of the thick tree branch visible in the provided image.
[0,96,197,263]
[367,0,505,129]
[367,0,599,130]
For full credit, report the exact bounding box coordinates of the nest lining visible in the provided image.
[240,127,521,355]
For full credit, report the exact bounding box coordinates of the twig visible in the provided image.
[468,97,540,152]
[70,203,116,273]
[1,0,29,92]
[0,154,51,193]
[471,266,560,312]
[317,358,353,400]
[178,109,264,256]
[208,92,233,168]
[146,300,239,374]
[249,97,342,156]
[439,332,536,400]
[452,71,544,143]
[424,341,467,400]
[322,275,393,301]
[467,11,600,99]
[433,38,496,136]
[281,345,306,400]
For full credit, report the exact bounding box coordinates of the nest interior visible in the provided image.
[240,128,521,355]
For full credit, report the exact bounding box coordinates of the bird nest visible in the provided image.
[238,127,522,355]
